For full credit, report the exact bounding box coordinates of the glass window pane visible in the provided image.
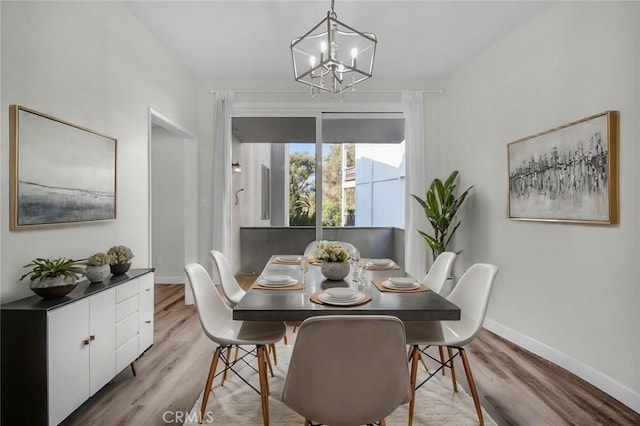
[322,141,405,228]
[289,143,316,227]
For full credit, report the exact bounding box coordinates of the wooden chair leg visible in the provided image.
[379,418,386,425]
[234,345,239,361]
[460,348,484,426]
[265,346,275,377]
[447,346,458,392]
[284,335,288,345]
[418,352,430,373]
[438,346,446,375]
[129,360,137,377]
[221,346,231,385]
[257,346,270,426]
[200,347,221,422]
[270,343,278,365]
[408,345,420,426]
[303,419,310,426]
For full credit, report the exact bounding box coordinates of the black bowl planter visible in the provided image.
[110,262,131,275]
[31,283,77,299]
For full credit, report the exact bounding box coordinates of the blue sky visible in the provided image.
[290,143,330,157]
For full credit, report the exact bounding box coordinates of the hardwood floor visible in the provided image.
[63,283,640,425]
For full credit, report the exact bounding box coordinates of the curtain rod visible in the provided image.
[208,88,444,94]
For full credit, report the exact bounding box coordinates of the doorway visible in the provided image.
[148,108,198,305]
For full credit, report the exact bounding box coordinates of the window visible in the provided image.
[233,113,405,232]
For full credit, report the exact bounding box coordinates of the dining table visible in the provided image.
[233,255,460,322]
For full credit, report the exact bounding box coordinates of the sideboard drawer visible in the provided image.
[116,280,138,303]
[116,295,138,322]
[116,335,139,373]
[116,312,138,348]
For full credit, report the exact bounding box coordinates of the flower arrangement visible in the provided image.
[316,241,349,263]
[107,245,134,264]
[86,252,113,266]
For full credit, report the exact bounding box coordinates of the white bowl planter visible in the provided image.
[320,261,350,281]
[85,264,110,283]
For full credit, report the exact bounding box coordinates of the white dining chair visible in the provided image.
[184,263,286,425]
[210,250,286,373]
[405,263,499,426]
[282,315,411,426]
[417,251,457,375]
[303,240,357,258]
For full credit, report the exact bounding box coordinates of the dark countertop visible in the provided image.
[1,268,154,311]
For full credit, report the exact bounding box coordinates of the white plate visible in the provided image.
[368,258,393,266]
[263,274,291,284]
[325,287,358,300]
[382,280,420,291]
[366,261,394,269]
[388,277,416,286]
[257,278,297,287]
[319,291,366,305]
[276,255,302,263]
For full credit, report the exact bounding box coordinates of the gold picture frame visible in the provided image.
[507,111,619,224]
[9,105,117,230]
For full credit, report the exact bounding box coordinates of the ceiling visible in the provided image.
[124,1,552,81]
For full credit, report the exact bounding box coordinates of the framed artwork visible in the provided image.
[9,105,117,230]
[507,111,618,224]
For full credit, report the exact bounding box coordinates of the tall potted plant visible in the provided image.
[411,170,473,262]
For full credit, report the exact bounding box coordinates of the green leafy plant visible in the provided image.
[107,245,134,264]
[86,252,113,266]
[19,257,85,283]
[411,170,473,261]
[316,241,350,262]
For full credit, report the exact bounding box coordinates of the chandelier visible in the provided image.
[291,0,377,95]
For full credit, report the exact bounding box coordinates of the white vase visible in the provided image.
[85,264,110,283]
[320,261,350,281]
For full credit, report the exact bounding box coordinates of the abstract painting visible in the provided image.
[507,111,618,224]
[10,105,117,229]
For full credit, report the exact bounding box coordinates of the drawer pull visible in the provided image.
[145,320,151,324]
[90,335,96,341]
[82,338,90,346]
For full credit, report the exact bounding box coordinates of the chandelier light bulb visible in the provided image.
[320,41,328,53]
[309,56,317,67]
[351,47,358,59]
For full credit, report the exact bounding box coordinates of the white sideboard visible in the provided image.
[1,269,154,425]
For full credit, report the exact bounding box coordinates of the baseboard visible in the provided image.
[154,276,184,284]
[484,319,640,413]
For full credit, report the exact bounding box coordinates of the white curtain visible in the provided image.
[402,91,428,280]
[212,91,235,260]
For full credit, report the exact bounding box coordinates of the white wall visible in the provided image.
[426,2,640,410]
[1,1,198,302]
[151,126,185,283]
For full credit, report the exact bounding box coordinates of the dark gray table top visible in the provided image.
[233,256,460,322]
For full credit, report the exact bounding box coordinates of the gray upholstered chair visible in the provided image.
[281,315,411,426]
[405,263,498,426]
[184,263,286,425]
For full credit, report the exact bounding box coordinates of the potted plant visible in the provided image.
[316,241,350,280]
[20,257,85,299]
[411,170,473,263]
[84,252,113,283]
[107,245,134,275]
